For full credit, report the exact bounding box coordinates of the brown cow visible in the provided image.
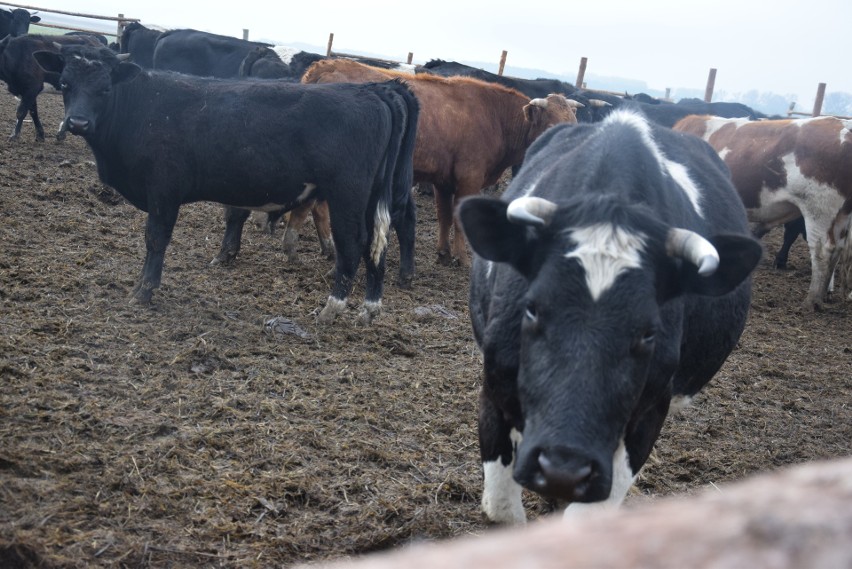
[673,115,852,310]
[293,58,579,267]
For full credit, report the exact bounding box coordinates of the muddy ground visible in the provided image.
[0,91,850,568]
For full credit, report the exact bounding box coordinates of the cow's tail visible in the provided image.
[369,79,419,266]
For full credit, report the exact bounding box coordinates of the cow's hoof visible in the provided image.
[436,250,453,266]
[358,301,382,325]
[397,272,414,289]
[129,287,153,305]
[318,296,347,324]
[210,252,236,266]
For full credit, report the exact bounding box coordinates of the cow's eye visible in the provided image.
[632,328,656,356]
[59,81,69,91]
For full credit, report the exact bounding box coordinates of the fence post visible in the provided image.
[812,83,826,117]
[116,13,123,46]
[498,50,507,76]
[243,29,249,41]
[326,33,334,56]
[575,57,587,89]
[704,68,717,102]
[407,52,413,65]
[665,87,671,100]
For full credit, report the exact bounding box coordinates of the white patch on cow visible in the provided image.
[606,111,705,217]
[318,295,347,323]
[484,260,494,279]
[271,45,299,65]
[565,223,646,301]
[482,429,526,524]
[839,120,852,144]
[562,439,635,520]
[359,300,382,325]
[670,394,694,412]
[392,63,416,74]
[370,203,391,266]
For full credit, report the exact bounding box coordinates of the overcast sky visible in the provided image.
[17,0,851,105]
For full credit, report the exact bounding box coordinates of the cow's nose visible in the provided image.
[515,445,607,502]
[66,117,90,134]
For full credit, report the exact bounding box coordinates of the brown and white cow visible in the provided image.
[673,115,852,310]
[292,58,579,268]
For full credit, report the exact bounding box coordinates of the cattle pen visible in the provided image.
[0,2,136,42]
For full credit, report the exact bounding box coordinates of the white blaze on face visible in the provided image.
[565,223,646,301]
[481,428,526,524]
[605,111,705,218]
[271,45,299,65]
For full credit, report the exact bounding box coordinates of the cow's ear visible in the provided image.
[457,196,535,270]
[111,61,141,84]
[33,51,64,75]
[668,234,762,298]
[30,15,41,24]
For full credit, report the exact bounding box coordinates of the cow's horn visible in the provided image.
[116,53,131,61]
[666,228,719,275]
[566,99,585,108]
[528,97,548,108]
[588,99,613,108]
[507,197,558,227]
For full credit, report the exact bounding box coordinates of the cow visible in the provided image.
[673,115,852,310]
[119,22,162,68]
[641,100,767,128]
[0,8,39,39]
[456,109,761,523]
[299,58,579,267]
[34,45,419,324]
[152,28,271,77]
[757,217,807,270]
[0,34,101,141]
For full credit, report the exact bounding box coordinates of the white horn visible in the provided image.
[566,99,585,108]
[528,97,548,108]
[589,99,613,108]
[116,53,131,61]
[666,228,720,275]
[507,197,558,227]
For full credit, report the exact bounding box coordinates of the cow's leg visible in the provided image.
[392,193,416,288]
[310,200,336,261]
[132,206,179,304]
[10,95,39,141]
[774,217,806,269]
[211,206,251,265]
[264,208,287,236]
[449,178,483,266]
[433,184,455,265]
[282,201,314,263]
[479,391,526,524]
[358,198,393,324]
[801,212,839,311]
[318,200,367,324]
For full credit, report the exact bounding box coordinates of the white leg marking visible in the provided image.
[482,429,526,524]
[297,183,317,202]
[358,300,382,325]
[670,394,694,413]
[318,296,347,324]
[562,439,635,520]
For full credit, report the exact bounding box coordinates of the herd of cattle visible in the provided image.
[1,8,850,525]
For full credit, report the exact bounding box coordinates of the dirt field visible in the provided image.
[1,91,850,569]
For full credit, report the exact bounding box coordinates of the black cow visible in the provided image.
[754,216,807,270]
[0,34,101,140]
[238,46,295,80]
[152,28,271,77]
[119,22,162,68]
[0,8,39,38]
[64,31,109,46]
[457,109,761,523]
[638,99,767,128]
[35,46,419,324]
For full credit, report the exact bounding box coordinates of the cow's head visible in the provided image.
[523,93,579,141]
[34,45,140,137]
[458,195,761,502]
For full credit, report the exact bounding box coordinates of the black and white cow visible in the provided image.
[457,110,761,523]
[35,45,419,324]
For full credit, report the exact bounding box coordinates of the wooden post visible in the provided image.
[576,57,587,89]
[704,68,717,102]
[812,83,826,117]
[242,29,249,41]
[665,87,671,101]
[497,50,507,76]
[407,52,413,65]
[116,13,123,48]
[326,33,334,57]
[787,102,796,117]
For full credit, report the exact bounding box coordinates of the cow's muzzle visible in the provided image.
[65,116,91,135]
[514,444,611,502]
